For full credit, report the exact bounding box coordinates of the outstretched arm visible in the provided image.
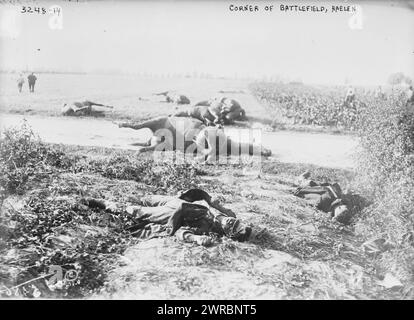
[167,203,209,236]
[208,198,236,218]
[88,101,104,107]
[175,228,212,246]
[73,105,92,112]
[179,188,236,218]
[86,101,114,109]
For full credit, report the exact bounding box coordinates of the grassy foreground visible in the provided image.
[0,124,408,299]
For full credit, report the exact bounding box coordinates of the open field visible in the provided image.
[0,73,266,122]
[1,73,362,134]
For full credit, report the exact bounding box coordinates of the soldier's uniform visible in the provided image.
[173,105,218,126]
[194,97,246,124]
[61,101,108,116]
[27,73,37,92]
[294,178,351,223]
[17,76,24,93]
[82,189,251,244]
[166,94,191,105]
[210,98,246,124]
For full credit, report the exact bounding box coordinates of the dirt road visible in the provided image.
[0,114,358,169]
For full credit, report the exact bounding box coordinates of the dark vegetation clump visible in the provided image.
[0,121,71,199]
[0,121,202,200]
[5,193,138,298]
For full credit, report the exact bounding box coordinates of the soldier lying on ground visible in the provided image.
[171,105,223,126]
[293,172,351,224]
[154,91,191,105]
[61,100,114,116]
[81,188,252,246]
[195,97,246,124]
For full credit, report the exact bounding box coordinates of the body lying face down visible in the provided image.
[293,173,351,224]
[154,91,191,105]
[172,105,221,126]
[81,188,252,246]
[61,100,113,116]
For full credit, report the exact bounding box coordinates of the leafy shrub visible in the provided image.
[0,122,203,199]
[0,121,71,199]
[0,122,206,297]
[355,93,414,288]
[356,94,414,196]
[6,193,138,297]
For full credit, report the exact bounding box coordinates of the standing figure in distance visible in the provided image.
[406,85,414,105]
[344,86,355,104]
[27,72,37,93]
[17,73,25,93]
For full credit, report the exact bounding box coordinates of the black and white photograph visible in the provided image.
[0,0,413,304]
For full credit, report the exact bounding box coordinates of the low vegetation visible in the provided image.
[249,82,410,133]
[251,82,414,295]
[354,93,414,290]
[0,124,203,297]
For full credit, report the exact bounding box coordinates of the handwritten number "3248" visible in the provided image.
[21,7,47,15]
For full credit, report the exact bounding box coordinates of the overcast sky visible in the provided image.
[0,0,413,85]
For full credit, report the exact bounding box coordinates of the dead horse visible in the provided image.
[116,116,272,160]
